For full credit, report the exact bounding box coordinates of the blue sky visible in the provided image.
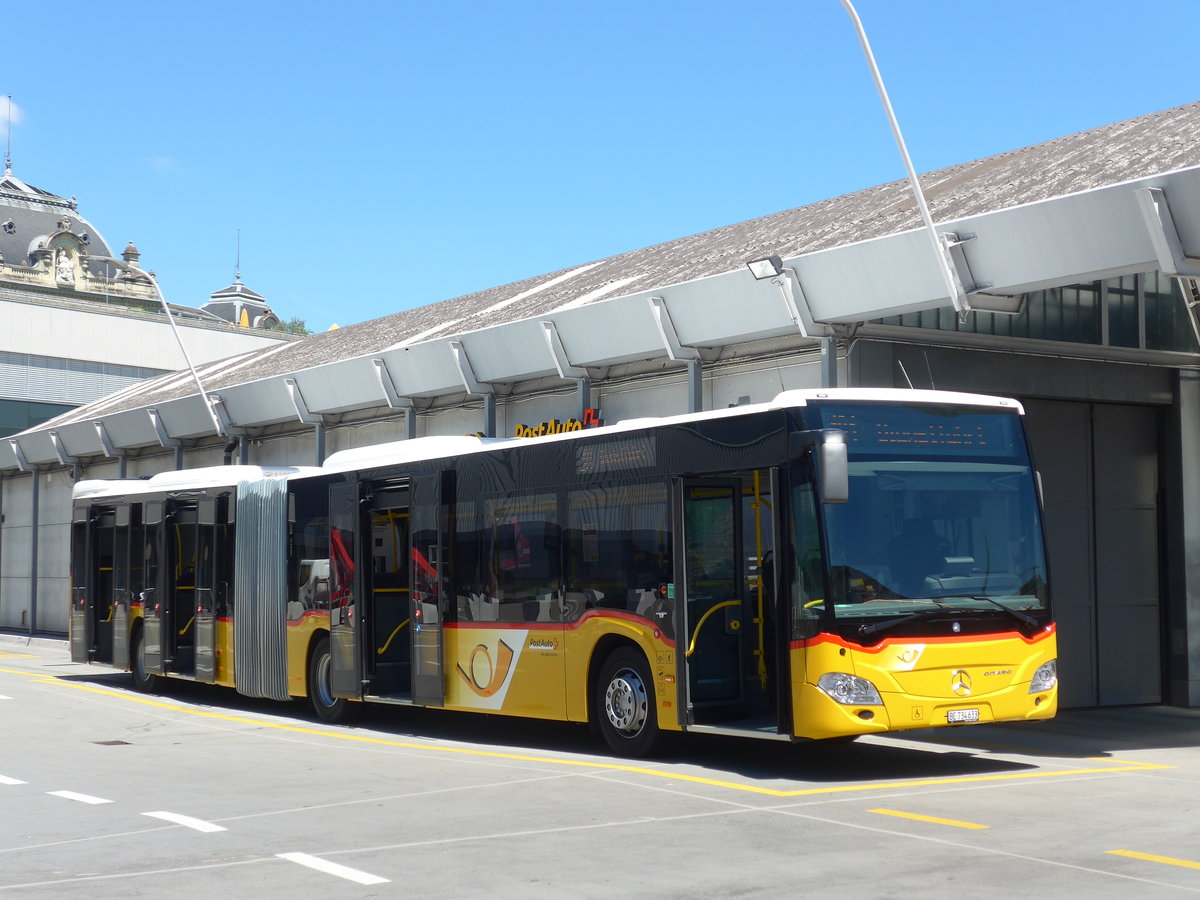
[3,1,1196,330]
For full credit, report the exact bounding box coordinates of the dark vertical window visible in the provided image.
[564,481,671,623]
[455,492,560,623]
[1106,276,1140,348]
[1145,271,1198,352]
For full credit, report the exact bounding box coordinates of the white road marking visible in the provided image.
[276,852,389,885]
[0,774,27,785]
[48,790,113,805]
[0,694,13,700]
[142,811,227,833]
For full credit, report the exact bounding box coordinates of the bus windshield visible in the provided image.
[793,404,1050,642]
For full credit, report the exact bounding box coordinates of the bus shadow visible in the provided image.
[890,706,1200,759]
[66,671,1039,785]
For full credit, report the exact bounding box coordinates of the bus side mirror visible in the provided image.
[817,432,848,504]
[788,429,849,504]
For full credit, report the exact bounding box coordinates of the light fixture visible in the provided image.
[746,256,784,280]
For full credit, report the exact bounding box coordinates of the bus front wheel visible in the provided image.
[308,636,358,724]
[596,647,660,757]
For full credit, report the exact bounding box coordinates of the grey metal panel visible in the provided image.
[102,408,161,449]
[1023,399,1096,708]
[211,378,299,431]
[1094,404,1161,705]
[56,421,104,459]
[11,431,57,466]
[451,319,563,384]
[533,294,675,367]
[232,476,290,701]
[289,358,387,414]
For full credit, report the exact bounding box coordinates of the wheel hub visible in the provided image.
[605,667,648,735]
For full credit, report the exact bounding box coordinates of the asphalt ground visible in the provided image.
[2,630,1200,898]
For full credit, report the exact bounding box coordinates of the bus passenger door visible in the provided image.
[140,501,167,676]
[410,473,445,706]
[193,498,220,684]
[678,480,744,715]
[361,482,412,699]
[164,502,200,677]
[328,481,362,700]
[69,509,91,664]
[111,505,133,670]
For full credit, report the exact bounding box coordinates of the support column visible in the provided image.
[686,360,703,414]
[1168,370,1200,706]
[29,470,38,636]
[0,477,5,627]
[820,336,839,388]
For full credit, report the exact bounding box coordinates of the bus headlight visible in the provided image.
[818,672,883,705]
[1029,659,1057,693]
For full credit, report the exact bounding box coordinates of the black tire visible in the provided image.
[130,626,161,694]
[308,636,358,724]
[595,646,660,757]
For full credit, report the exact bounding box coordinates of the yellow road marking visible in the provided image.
[869,808,988,830]
[9,668,1175,799]
[1108,850,1200,871]
[0,652,37,661]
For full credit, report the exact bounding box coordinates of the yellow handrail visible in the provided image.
[178,615,195,636]
[752,471,768,690]
[685,600,740,658]
[377,619,411,655]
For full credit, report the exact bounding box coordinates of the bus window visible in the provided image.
[791,477,826,639]
[454,493,560,623]
[564,481,671,624]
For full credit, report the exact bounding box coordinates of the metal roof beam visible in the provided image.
[1137,187,1200,278]
[284,378,323,426]
[539,321,588,379]
[147,409,179,449]
[7,438,30,472]
[648,297,702,362]
[448,341,492,398]
[47,431,71,467]
[372,358,414,410]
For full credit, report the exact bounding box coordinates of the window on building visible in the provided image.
[877,270,1198,353]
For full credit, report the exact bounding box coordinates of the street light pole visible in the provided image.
[837,0,969,318]
[90,256,224,437]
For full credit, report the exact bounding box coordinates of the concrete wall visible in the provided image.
[0,470,71,633]
[0,299,294,372]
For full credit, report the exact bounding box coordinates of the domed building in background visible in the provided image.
[202,277,281,329]
[0,158,292,439]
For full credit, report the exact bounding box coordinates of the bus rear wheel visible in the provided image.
[596,647,660,757]
[130,626,161,693]
[308,636,358,724]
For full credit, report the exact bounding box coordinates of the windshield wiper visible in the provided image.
[858,604,956,637]
[971,594,1038,628]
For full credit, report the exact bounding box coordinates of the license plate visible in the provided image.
[947,708,980,724]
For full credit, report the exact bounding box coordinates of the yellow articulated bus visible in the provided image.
[69,388,1057,756]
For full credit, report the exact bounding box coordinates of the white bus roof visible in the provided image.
[73,388,1024,500]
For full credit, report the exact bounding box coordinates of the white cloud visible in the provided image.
[0,97,22,140]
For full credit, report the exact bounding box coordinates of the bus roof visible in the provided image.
[72,388,1024,500]
[71,465,318,503]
